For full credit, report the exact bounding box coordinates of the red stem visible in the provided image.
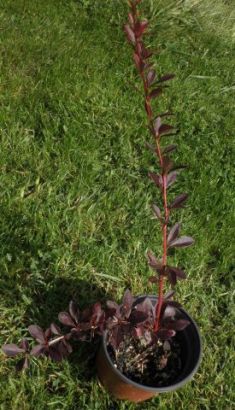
[154,175,169,331]
[131,4,169,332]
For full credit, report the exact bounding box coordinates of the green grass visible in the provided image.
[0,0,234,408]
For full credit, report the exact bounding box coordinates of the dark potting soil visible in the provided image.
[108,336,182,387]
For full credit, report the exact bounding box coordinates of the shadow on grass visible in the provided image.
[0,202,116,382]
[26,275,112,381]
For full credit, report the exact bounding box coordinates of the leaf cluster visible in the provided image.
[2,291,189,370]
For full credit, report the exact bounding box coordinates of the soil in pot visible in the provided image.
[108,334,183,388]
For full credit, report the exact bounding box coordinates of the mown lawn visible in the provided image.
[0,0,234,409]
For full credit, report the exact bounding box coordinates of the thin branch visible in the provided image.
[125,0,171,332]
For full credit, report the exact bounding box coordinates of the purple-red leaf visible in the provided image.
[152,204,162,220]
[57,340,72,357]
[157,328,176,340]
[124,24,136,44]
[175,319,190,331]
[167,223,180,245]
[106,300,119,312]
[19,338,29,352]
[92,302,103,322]
[166,171,177,188]
[2,344,25,357]
[162,156,174,174]
[121,289,133,317]
[129,310,148,324]
[62,339,73,354]
[164,319,190,331]
[141,297,154,314]
[167,270,177,286]
[49,347,62,362]
[169,236,195,248]
[30,344,45,357]
[170,193,188,209]
[149,87,162,99]
[147,251,163,274]
[161,304,177,320]
[69,301,80,324]
[153,116,161,134]
[158,73,175,82]
[28,325,46,344]
[45,328,51,340]
[146,69,156,86]
[133,52,144,72]
[148,172,163,188]
[128,12,134,26]
[133,326,145,338]
[168,266,186,280]
[134,20,148,37]
[162,144,177,154]
[58,312,75,327]
[159,124,175,136]
[109,326,123,350]
[50,323,61,335]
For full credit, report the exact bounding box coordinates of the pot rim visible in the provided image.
[102,294,202,393]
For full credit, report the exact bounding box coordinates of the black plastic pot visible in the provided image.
[96,295,202,402]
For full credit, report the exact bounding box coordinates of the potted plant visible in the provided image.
[1,0,201,403]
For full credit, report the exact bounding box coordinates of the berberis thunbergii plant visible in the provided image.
[2,0,199,393]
